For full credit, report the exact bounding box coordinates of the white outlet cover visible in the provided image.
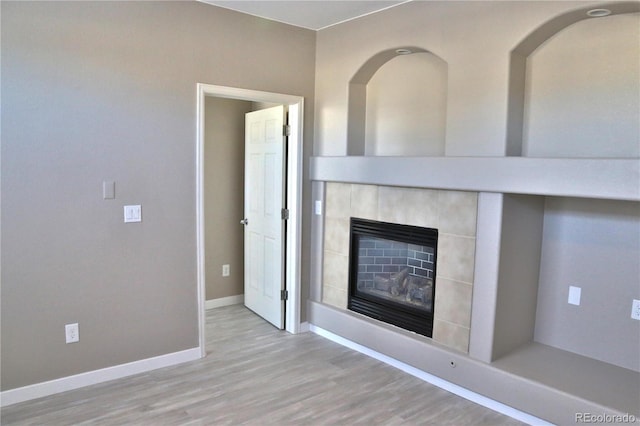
[124,205,142,223]
[632,299,640,320]
[568,286,581,306]
[314,200,322,215]
[65,323,79,343]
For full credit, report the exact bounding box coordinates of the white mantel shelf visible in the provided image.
[310,156,640,201]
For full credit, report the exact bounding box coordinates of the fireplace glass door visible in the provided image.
[348,218,438,337]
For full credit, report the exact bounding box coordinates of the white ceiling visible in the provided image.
[199,1,408,30]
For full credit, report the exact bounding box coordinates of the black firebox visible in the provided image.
[348,218,438,337]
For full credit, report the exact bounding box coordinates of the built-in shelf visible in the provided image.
[310,156,639,201]
[492,342,640,416]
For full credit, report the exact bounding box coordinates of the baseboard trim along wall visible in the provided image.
[0,347,201,407]
[309,325,550,426]
[205,294,244,310]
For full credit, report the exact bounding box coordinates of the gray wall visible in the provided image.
[523,12,639,158]
[535,197,640,371]
[1,1,315,391]
[492,195,544,360]
[204,97,253,301]
[364,53,447,156]
[314,1,639,157]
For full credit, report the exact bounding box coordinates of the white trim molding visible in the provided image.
[0,348,201,407]
[196,83,305,360]
[205,295,244,310]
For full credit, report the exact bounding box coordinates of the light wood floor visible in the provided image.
[2,305,526,425]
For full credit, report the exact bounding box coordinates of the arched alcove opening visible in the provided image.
[506,2,640,157]
[347,47,448,156]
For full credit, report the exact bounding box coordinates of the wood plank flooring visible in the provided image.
[2,305,526,425]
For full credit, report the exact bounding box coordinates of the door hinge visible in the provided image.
[281,289,288,301]
[283,124,291,137]
[281,208,289,220]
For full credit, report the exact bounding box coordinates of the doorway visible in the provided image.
[196,84,304,357]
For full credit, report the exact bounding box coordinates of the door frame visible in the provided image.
[196,83,304,356]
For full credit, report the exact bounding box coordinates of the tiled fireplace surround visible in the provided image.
[322,183,477,352]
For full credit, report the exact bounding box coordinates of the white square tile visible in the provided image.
[437,233,476,284]
[437,191,478,237]
[434,277,473,328]
[324,217,350,256]
[433,319,470,353]
[325,182,351,219]
[351,184,378,220]
[322,250,349,292]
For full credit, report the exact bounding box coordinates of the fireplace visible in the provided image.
[348,218,438,337]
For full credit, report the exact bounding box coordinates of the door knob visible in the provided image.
[240,218,249,225]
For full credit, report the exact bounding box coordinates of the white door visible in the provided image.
[243,105,286,329]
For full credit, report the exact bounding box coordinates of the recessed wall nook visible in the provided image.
[310,3,640,424]
[347,47,447,157]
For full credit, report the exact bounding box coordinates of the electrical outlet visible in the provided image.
[222,264,230,277]
[65,323,79,344]
[631,299,640,320]
[123,205,142,223]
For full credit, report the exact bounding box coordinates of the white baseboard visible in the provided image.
[309,325,550,426]
[1,347,201,407]
[205,294,244,310]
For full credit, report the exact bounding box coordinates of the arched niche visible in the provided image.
[506,2,640,157]
[347,47,448,156]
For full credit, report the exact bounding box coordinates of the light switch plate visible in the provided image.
[103,180,115,199]
[124,205,142,223]
[568,286,581,306]
[315,200,322,215]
